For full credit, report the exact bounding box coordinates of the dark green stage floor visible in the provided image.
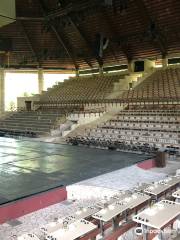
[0,137,151,204]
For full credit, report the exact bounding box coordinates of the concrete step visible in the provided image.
[5,116,59,121]
[0,126,50,132]
[1,118,58,123]
[0,119,55,124]
[14,113,62,117]
[0,128,49,135]
[14,111,63,115]
[0,123,51,129]
[0,122,53,128]
[0,122,52,129]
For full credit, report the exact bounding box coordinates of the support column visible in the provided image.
[0,69,5,114]
[128,60,134,73]
[38,68,44,94]
[162,57,168,68]
[75,68,79,77]
[99,65,103,75]
[144,59,155,72]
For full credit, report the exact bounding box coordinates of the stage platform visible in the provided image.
[0,137,152,205]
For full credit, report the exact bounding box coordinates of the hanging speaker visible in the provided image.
[134,61,144,72]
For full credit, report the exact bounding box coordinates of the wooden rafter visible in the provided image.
[50,25,79,69]
[67,16,102,67]
[101,9,133,62]
[39,0,102,68]
[16,17,44,21]
[18,21,41,66]
[45,1,101,20]
[38,0,79,70]
[134,0,167,57]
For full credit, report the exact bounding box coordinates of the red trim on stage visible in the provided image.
[137,159,156,170]
[0,187,67,224]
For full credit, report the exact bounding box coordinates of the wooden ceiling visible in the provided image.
[0,0,180,70]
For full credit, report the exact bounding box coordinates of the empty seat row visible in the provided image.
[67,108,180,151]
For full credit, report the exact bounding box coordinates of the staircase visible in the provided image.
[66,108,123,138]
[107,70,155,99]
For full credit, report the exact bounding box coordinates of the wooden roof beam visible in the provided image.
[100,9,133,62]
[67,16,103,67]
[134,0,167,57]
[38,0,79,70]
[45,1,101,20]
[17,1,100,21]
[16,17,44,21]
[50,25,79,70]
[18,21,41,67]
[83,58,93,69]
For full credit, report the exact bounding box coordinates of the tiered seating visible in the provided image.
[121,67,180,102]
[0,110,65,137]
[36,67,180,108]
[18,173,180,240]
[67,109,180,152]
[2,67,180,139]
[39,74,121,103]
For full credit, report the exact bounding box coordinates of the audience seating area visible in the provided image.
[0,110,66,137]
[18,173,180,240]
[1,66,180,140]
[67,109,180,153]
[33,67,180,114]
[35,67,180,108]
[39,73,122,103]
[121,67,180,102]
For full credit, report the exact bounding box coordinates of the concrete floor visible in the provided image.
[0,137,152,204]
